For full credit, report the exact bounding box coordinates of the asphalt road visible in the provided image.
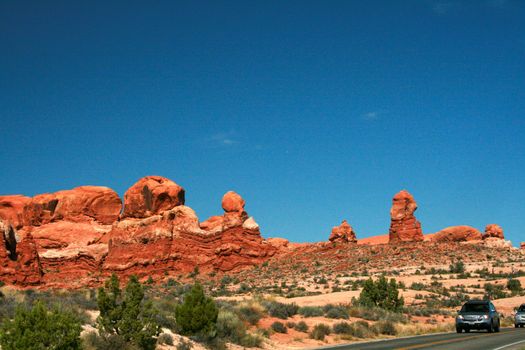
[315,328,525,350]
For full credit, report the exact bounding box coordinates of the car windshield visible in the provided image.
[462,303,489,313]
[518,305,525,312]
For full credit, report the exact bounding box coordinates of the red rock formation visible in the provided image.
[432,226,482,242]
[103,191,276,280]
[0,220,42,285]
[122,176,185,219]
[388,190,423,243]
[24,187,121,225]
[0,195,31,229]
[521,242,525,250]
[483,224,504,240]
[329,220,357,243]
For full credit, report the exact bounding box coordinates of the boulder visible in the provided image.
[122,176,185,218]
[329,220,357,243]
[25,187,121,225]
[432,226,482,242]
[483,224,504,240]
[222,191,245,213]
[0,195,31,228]
[388,190,423,243]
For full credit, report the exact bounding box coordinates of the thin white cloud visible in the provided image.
[209,132,238,146]
[362,111,380,121]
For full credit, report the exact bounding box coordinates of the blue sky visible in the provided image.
[1,0,524,244]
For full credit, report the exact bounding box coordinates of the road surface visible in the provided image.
[315,328,525,350]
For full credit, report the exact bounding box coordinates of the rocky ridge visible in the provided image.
[0,178,514,288]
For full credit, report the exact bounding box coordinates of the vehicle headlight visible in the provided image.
[483,315,489,319]
[458,315,464,320]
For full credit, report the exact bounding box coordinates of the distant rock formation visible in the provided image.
[521,242,525,250]
[329,220,357,243]
[432,226,483,242]
[483,224,504,240]
[388,190,423,243]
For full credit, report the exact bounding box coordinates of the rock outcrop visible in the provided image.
[0,220,42,285]
[0,195,31,229]
[432,226,483,242]
[0,177,279,288]
[23,186,121,226]
[521,242,525,250]
[329,220,357,243]
[388,190,423,243]
[121,176,185,219]
[483,224,504,240]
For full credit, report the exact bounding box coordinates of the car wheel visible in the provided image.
[488,322,494,333]
[516,324,519,328]
[456,327,462,333]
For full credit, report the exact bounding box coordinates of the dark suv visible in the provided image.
[515,304,525,328]
[456,300,500,333]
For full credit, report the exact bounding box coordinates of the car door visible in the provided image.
[490,302,499,325]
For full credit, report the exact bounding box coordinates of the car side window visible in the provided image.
[489,303,495,312]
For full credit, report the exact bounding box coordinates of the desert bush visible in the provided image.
[332,321,352,334]
[83,331,139,350]
[237,303,264,325]
[176,339,193,350]
[298,306,324,317]
[373,320,397,335]
[271,321,287,333]
[324,304,349,319]
[357,276,404,312]
[157,333,174,345]
[295,321,309,332]
[216,310,245,342]
[310,323,331,340]
[175,282,218,338]
[215,309,262,348]
[97,274,160,350]
[0,301,82,350]
[449,260,465,274]
[507,279,522,294]
[263,300,298,319]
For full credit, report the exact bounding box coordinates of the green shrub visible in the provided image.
[157,333,174,345]
[271,321,287,333]
[237,305,263,325]
[0,301,82,350]
[83,331,139,350]
[507,279,522,294]
[374,320,397,335]
[97,274,160,350]
[324,304,349,319]
[295,321,309,332]
[332,322,352,334]
[298,306,324,317]
[175,282,218,338]
[216,310,245,343]
[176,339,193,350]
[263,301,298,319]
[310,323,331,340]
[357,276,404,312]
